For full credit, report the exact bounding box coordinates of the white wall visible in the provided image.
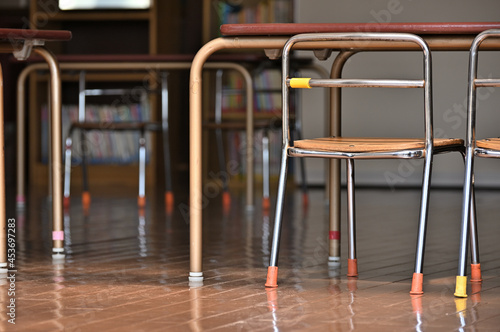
[294,0,500,187]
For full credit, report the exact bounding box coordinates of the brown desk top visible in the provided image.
[0,28,72,42]
[220,22,500,36]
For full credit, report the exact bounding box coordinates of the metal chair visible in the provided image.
[455,29,500,298]
[63,70,173,211]
[207,65,309,211]
[265,32,465,295]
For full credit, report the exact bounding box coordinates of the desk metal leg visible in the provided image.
[190,37,267,283]
[328,51,355,266]
[190,50,208,283]
[33,47,64,259]
[16,67,31,210]
[0,64,7,273]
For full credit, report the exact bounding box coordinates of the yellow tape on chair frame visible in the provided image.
[289,78,312,89]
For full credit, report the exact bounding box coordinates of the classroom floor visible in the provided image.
[4,183,500,331]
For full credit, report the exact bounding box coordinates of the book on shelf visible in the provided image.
[41,103,151,165]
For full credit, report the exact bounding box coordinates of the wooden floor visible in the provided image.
[3,183,500,331]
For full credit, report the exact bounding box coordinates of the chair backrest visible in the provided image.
[280,32,433,150]
[466,29,500,149]
[77,70,149,123]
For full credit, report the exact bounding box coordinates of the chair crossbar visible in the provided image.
[288,77,424,89]
[474,78,500,87]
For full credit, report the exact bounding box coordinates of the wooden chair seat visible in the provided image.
[476,138,500,150]
[293,137,464,153]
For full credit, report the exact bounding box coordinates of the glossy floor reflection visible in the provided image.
[3,185,500,331]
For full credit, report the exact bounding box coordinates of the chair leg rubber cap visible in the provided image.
[265,266,278,288]
[138,196,146,208]
[165,191,174,207]
[454,275,468,298]
[470,263,482,282]
[347,258,358,277]
[410,272,424,295]
[82,191,91,210]
[63,196,70,209]
[302,193,309,208]
[262,197,270,211]
[222,191,231,209]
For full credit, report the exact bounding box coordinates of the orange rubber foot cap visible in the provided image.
[410,272,424,295]
[222,191,231,208]
[138,196,146,208]
[82,191,91,210]
[165,191,174,207]
[302,193,309,208]
[347,258,358,277]
[63,196,71,209]
[470,263,482,282]
[265,266,278,288]
[262,197,270,211]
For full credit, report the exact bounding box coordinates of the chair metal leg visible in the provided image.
[63,136,73,209]
[293,126,308,208]
[468,178,481,283]
[459,149,481,284]
[214,69,231,210]
[160,72,174,213]
[138,134,146,208]
[80,130,91,212]
[410,154,433,295]
[289,66,308,208]
[346,159,358,277]
[262,129,270,210]
[455,148,474,297]
[298,156,308,207]
[77,71,91,212]
[265,147,289,288]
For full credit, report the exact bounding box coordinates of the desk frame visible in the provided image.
[17,61,255,244]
